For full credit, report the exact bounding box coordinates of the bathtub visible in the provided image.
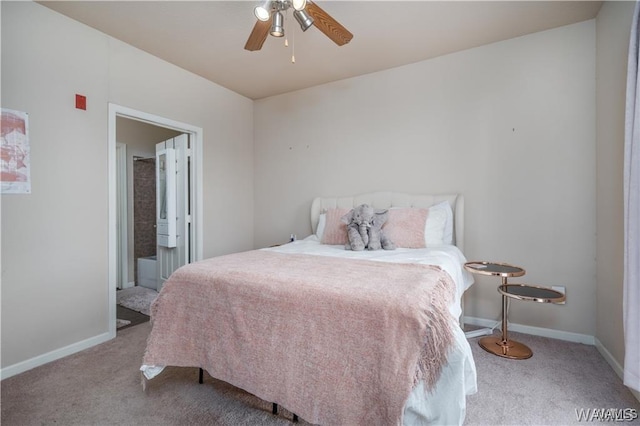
[137,255,157,290]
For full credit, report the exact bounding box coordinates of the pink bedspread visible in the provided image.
[143,250,455,425]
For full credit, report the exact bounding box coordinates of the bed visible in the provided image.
[141,192,477,425]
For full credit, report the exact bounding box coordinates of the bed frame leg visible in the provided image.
[198,368,203,384]
[272,403,298,423]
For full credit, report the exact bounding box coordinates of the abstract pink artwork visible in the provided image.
[1,109,30,194]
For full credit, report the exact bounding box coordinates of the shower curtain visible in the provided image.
[624,0,640,394]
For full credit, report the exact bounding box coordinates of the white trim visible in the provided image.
[594,338,640,403]
[0,332,111,380]
[109,104,203,260]
[108,103,204,343]
[463,316,596,345]
[116,142,128,290]
[108,106,117,339]
[595,338,624,379]
[464,316,640,403]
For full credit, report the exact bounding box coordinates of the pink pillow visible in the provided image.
[320,208,351,245]
[384,208,429,248]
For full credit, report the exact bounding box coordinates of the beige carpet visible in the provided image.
[1,322,639,425]
[465,332,640,425]
[116,318,131,329]
[117,286,158,316]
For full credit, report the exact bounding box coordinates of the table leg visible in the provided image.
[501,277,508,343]
[478,276,533,360]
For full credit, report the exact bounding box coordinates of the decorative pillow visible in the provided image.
[384,208,428,248]
[426,201,454,245]
[424,204,448,245]
[320,208,351,245]
[315,212,327,240]
[317,202,454,246]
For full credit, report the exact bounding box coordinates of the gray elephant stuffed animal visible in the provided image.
[341,204,396,251]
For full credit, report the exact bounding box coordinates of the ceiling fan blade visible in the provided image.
[306,1,353,46]
[244,19,271,51]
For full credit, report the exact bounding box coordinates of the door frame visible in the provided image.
[115,142,130,290]
[108,103,203,338]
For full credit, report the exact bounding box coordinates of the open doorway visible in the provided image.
[108,104,203,338]
[115,118,182,330]
[117,118,182,290]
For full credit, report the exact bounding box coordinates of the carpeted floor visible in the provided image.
[1,323,639,425]
[117,286,158,316]
[116,318,132,329]
[465,332,640,425]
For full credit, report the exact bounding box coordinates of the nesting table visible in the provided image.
[464,261,565,360]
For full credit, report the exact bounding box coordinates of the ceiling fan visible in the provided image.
[244,0,353,52]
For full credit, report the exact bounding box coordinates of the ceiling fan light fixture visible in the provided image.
[293,9,314,31]
[292,0,307,11]
[254,2,271,21]
[270,11,284,37]
[245,0,353,53]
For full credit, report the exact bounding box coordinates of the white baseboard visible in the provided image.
[463,316,595,345]
[0,331,113,381]
[464,316,640,403]
[594,338,640,404]
[595,337,624,377]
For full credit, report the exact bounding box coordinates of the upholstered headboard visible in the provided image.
[310,192,464,251]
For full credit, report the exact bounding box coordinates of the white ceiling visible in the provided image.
[40,1,603,100]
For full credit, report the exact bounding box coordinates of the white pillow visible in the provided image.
[424,205,447,245]
[426,201,454,245]
[316,212,326,240]
[442,202,454,245]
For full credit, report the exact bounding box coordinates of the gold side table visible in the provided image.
[493,284,566,359]
[464,261,527,359]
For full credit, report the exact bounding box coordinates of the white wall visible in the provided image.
[1,2,254,371]
[595,1,634,372]
[254,21,597,335]
[2,0,627,380]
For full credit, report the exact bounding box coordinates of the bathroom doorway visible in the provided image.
[116,117,182,290]
[108,104,203,338]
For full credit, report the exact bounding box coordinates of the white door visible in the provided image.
[156,134,191,290]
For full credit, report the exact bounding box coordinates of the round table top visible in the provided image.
[464,261,525,278]
[498,284,566,303]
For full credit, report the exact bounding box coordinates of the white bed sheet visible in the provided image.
[266,236,475,320]
[142,238,477,425]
